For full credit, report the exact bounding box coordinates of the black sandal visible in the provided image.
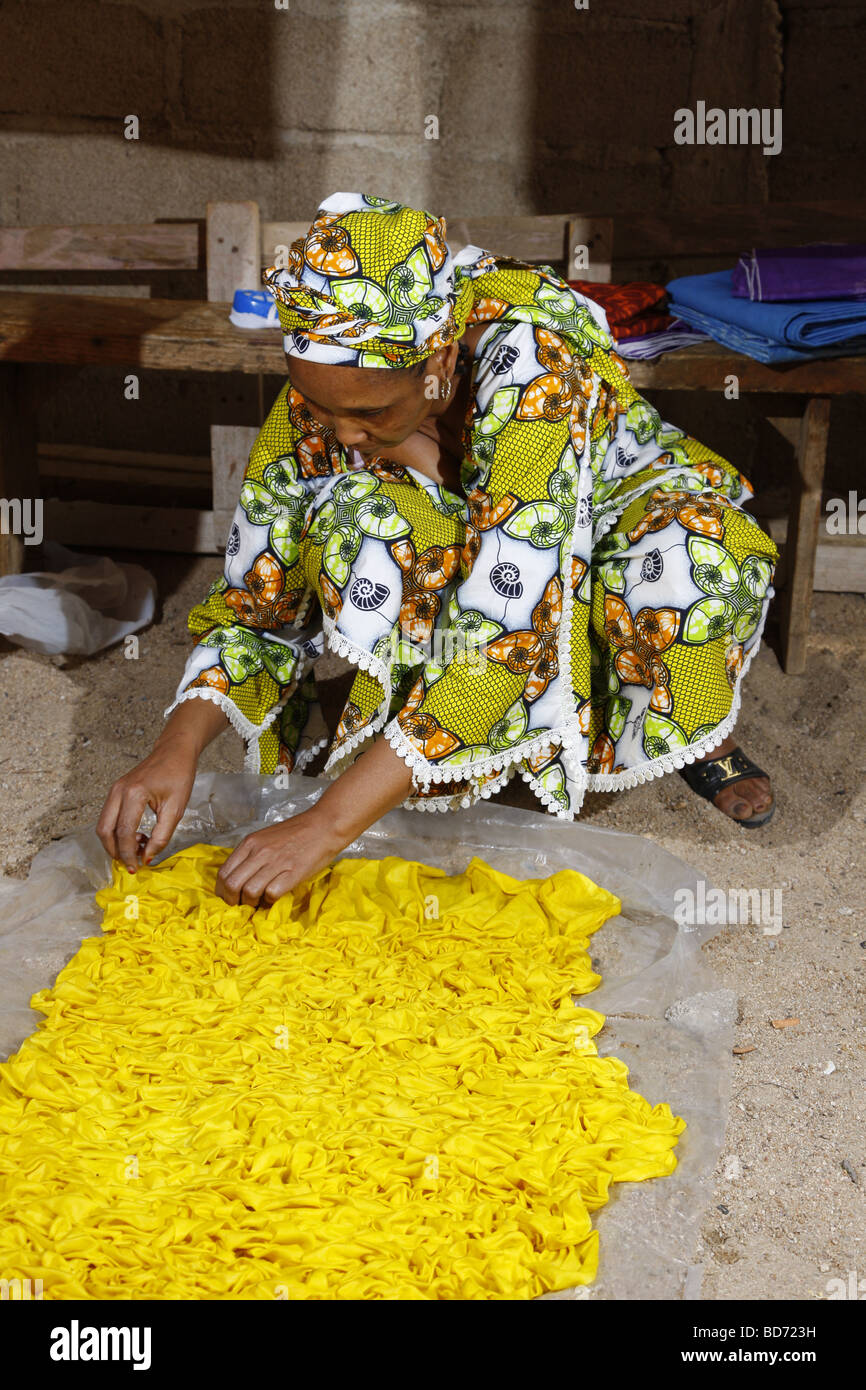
[677,746,775,828]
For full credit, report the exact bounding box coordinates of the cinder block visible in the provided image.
[533,22,693,150]
[781,13,861,148]
[428,154,537,218]
[5,134,277,222]
[0,136,25,222]
[181,4,429,137]
[0,1,166,119]
[534,146,667,219]
[668,145,769,208]
[439,18,536,153]
[272,8,430,135]
[266,137,434,219]
[3,128,453,228]
[770,150,866,203]
[180,8,276,132]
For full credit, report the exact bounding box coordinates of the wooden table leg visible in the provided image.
[211,422,258,552]
[0,363,39,576]
[779,396,831,675]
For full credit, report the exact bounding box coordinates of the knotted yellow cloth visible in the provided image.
[0,847,684,1299]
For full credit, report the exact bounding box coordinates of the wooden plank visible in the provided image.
[211,424,258,546]
[0,223,201,272]
[39,443,211,474]
[779,397,832,674]
[766,416,801,449]
[262,215,611,267]
[566,218,612,282]
[206,205,263,551]
[45,499,218,553]
[766,517,866,594]
[1,293,865,392]
[261,221,309,268]
[443,215,579,262]
[39,458,209,493]
[0,293,287,374]
[206,202,261,301]
[0,284,152,300]
[0,363,38,574]
[613,200,866,262]
[627,341,866,394]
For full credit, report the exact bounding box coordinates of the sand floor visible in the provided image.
[1,551,863,1301]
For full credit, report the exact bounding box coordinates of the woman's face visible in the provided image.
[287,350,449,458]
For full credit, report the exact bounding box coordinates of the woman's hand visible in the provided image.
[97,698,230,872]
[216,733,416,907]
[97,737,198,874]
[215,808,345,907]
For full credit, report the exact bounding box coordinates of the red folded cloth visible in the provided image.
[568,280,676,339]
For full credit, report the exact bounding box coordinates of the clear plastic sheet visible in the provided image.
[0,770,734,1301]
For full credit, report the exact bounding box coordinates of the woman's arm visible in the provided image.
[98,380,325,875]
[97,698,230,873]
[214,734,414,906]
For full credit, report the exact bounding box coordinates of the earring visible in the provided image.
[442,377,453,402]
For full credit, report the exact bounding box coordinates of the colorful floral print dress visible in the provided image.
[169,258,778,818]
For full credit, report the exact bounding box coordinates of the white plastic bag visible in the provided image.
[0,541,156,656]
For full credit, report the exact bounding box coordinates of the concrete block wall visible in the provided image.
[0,0,863,500]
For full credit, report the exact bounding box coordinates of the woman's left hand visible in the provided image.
[214,734,415,907]
[215,808,344,907]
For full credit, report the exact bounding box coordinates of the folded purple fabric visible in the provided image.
[733,244,866,302]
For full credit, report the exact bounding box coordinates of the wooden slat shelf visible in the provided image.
[0,292,286,374]
[0,223,202,272]
[629,342,866,394]
[3,196,866,673]
[3,292,866,395]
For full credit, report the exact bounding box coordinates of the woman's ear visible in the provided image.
[424,344,457,378]
[442,342,459,376]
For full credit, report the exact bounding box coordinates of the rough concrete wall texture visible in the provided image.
[0,0,828,224]
[0,0,863,483]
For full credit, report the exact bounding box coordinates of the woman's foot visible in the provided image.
[686,735,774,824]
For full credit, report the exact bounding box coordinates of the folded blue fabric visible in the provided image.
[666,299,866,364]
[666,269,866,353]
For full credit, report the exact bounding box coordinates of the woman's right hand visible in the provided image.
[97,735,198,874]
[97,696,230,873]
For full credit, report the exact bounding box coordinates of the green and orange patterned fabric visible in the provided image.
[169,194,777,818]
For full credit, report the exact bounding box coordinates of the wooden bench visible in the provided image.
[1,200,865,674]
[0,206,612,564]
[613,198,866,674]
[203,205,612,545]
[0,207,256,567]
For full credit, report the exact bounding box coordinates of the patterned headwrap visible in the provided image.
[262,192,497,368]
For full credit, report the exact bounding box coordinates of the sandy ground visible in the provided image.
[0,551,864,1302]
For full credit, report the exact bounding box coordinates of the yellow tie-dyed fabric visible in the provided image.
[0,847,685,1300]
